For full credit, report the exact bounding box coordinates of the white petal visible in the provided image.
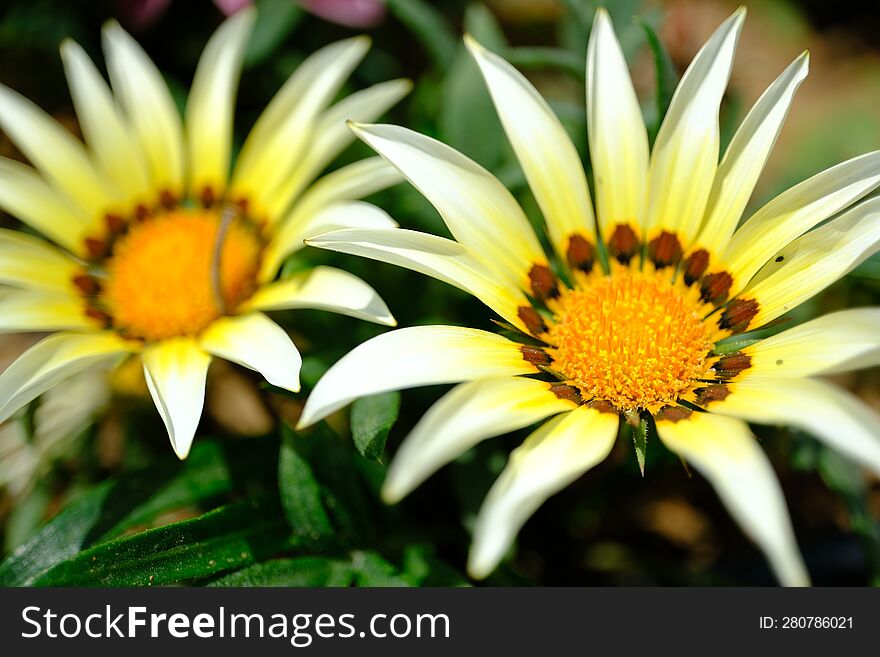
[740,308,880,377]
[741,196,880,330]
[298,326,540,429]
[261,198,397,279]
[350,122,546,289]
[586,8,649,241]
[186,8,254,197]
[656,411,808,586]
[103,20,185,198]
[468,405,619,579]
[200,312,301,392]
[706,378,880,479]
[142,338,211,459]
[724,151,880,293]
[305,227,530,330]
[383,377,579,504]
[0,332,133,424]
[245,265,394,326]
[0,228,80,292]
[0,291,97,334]
[644,8,745,245]
[466,35,595,260]
[0,158,93,254]
[264,78,412,215]
[60,39,152,205]
[231,36,370,208]
[0,84,115,221]
[697,53,809,255]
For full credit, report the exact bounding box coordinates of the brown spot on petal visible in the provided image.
[587,399,618,415]
[85,308,111,326]
[521,344,552,366]
[73,274,99,295]
[683,249,709,285]
[550,383,583,405]
[85,237,106,260]
[693,384,731,406]
[713,352,751,380]
[104,213,126,234]
[700,271,733,305]
[518,305,547,336]
[654,405,693,423]
[566,234,595,272]
[607,224,640,264]
[134,204,151,222]
[200,186,216,208]
[529,264,559,300]
[159,189,177,209]
[647,231,683,269]
[719,298,759,333]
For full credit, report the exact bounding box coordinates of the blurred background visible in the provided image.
[1,0,879,586]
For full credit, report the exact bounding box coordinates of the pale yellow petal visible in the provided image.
[297,326,540,429]
[706,378,880,479]
[467,35,595,260]
[244,265,395,327]
[644,9,745,245]
[586,8,648,241]
[142,338,211,459]
[740,308,880,377]
[741,197,880,330]
[0,291,97,334]
[724,151,880,293]
[697,53,809,255]
[103,20,185,198]
[264,78,412,214]
[60,39,151,205]
[468,405,618,579]
[0,84,115,221]
[231,36,370,208]
[656,411,808,586]
[305,227,530,330]
[0,228,80,292]
[383,377,579,504]
[185,8,254,197]
[0,332,134,424]
[351,122,547,290]
[200,312,301,392]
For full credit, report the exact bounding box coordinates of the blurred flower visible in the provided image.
[117,0,386,30]
[0,368,110,498]
[300,8,880,585]
[0,8,409,459]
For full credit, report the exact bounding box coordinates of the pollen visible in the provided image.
[102,209,262,341]
[545,267,718,413]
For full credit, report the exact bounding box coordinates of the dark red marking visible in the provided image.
[520,345,552,366]
[607,224,640,264]
[550,383,583,405]
[647,231,683,269]
[654,405,693,423]
[528,264,559,300]
[713,352,751,380]
[683,249,709,285]
[719,298,759,333]
[518,306,547,336]
[73,275,99,295]
[693,385,731,406]
[566,234,595,272]
[587,399,618,415]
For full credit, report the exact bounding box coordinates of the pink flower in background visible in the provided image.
[297,0,386,28]
[117,0,386,31]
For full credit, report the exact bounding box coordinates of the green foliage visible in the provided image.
[386,0,457,72]
[350,391,401,461]
[638,18,678,143]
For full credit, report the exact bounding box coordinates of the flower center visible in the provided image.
[545,268,717,413]
[101,209,262,341]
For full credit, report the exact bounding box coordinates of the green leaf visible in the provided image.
[209,556,353,587]
[278,426,334,541]
[631,415,649,476]
[351,550,414,587]
[386,0,457,72]
[350,391,401,461]
[638,17,678,143]
[0,439,270,586]
[28,498,291,586]
[244,0,304,67]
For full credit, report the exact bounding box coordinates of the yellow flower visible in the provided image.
[298,8,880,585]
[0,9,408,459]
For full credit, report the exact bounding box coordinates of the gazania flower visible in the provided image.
[298,8,880,585]
[0,8,408,459]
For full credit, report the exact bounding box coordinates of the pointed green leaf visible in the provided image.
[350,391,400,461]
